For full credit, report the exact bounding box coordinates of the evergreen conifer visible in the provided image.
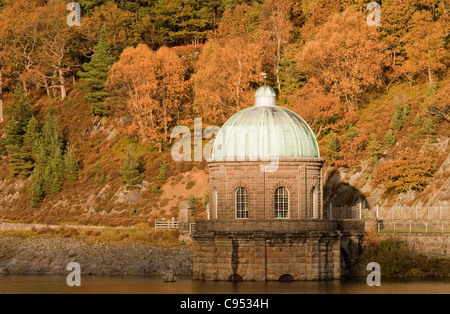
[78,24,115,116]
[120,146,143,189]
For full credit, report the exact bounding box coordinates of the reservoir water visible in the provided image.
[0,275,449,294]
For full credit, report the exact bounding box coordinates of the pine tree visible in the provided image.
[78,24,115,116]
[346,124,359,142]
[157,160,168,183]
[5,144,34,178]
[384,129,396,148]
[423,116,437,144]
[413,112,422,126]
[367,134,383,165]
[37,114,65,195]
[23,116,40,152]
[28,166,45,208]
[326,131,340,165]
[64,146,79,182]
[120,146,143,189]
[390,96,404,131]
[1,85,33,149]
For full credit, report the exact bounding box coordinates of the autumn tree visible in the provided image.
[78,24,115,116]
[287,78,342,138]
[404,10,449,85]
[106,44,188,150]
[376,0,417,88]
[79,2,140,58]
[37,0,78,100]
[300,0,344,41]
[0,0,42,91]
[155,46,190,147]
[297,9,388,106]
[258,0,294,93]
[427,79,450,122]
[193,4,262,124]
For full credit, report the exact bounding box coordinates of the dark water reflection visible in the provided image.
[0,275,449,294]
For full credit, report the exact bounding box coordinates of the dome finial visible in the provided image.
[255,79,276,107]
[261,72,268,86]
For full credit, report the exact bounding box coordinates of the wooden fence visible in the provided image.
[154,218,178,229]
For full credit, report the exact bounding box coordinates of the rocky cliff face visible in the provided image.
[323,151,450,210]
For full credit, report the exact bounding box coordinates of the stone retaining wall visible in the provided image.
[380,233,450,259]
[0,236,192,276]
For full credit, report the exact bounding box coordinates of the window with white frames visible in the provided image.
[235,187,248,219]
[275,187,289,219]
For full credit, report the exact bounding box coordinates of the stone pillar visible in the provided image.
[364,209,377,233]
[178,200,194,242]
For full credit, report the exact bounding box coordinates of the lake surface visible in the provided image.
[0,275,449,294]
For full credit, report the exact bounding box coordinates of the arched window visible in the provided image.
[235,187,248,219]
[275,187,289,219]
[311,186,318,219]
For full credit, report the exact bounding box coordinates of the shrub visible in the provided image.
[120,146,143,189]
[363,236,410,277]
[373,153,440,194]
[384,129,396,148]
[185,180,196,190]
[157,161,168,183]
[366,134,383,165]
[390,96,409,131]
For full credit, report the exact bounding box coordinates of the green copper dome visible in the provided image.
[212,86,320,160]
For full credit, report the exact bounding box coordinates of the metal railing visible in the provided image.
[189,223,197,235]
[374,206,449,221]
[377,220,450,234]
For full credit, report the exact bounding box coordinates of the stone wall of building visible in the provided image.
[193,220,364,281]
[208,159,324,220]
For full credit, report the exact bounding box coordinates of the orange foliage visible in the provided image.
[287,78,342,138]
[373,152,443,194]
[297,9,388,106]
[258,0,294,92]
[193,4,262,124]
[403,10,449,84]
[106,44,189,150]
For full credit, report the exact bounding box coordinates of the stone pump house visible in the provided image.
[192,83,365,282]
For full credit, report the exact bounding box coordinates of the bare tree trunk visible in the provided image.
[58,68,66,100]
[21,77,28,92]
[42,74,51,97]
[52,69,58,98]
